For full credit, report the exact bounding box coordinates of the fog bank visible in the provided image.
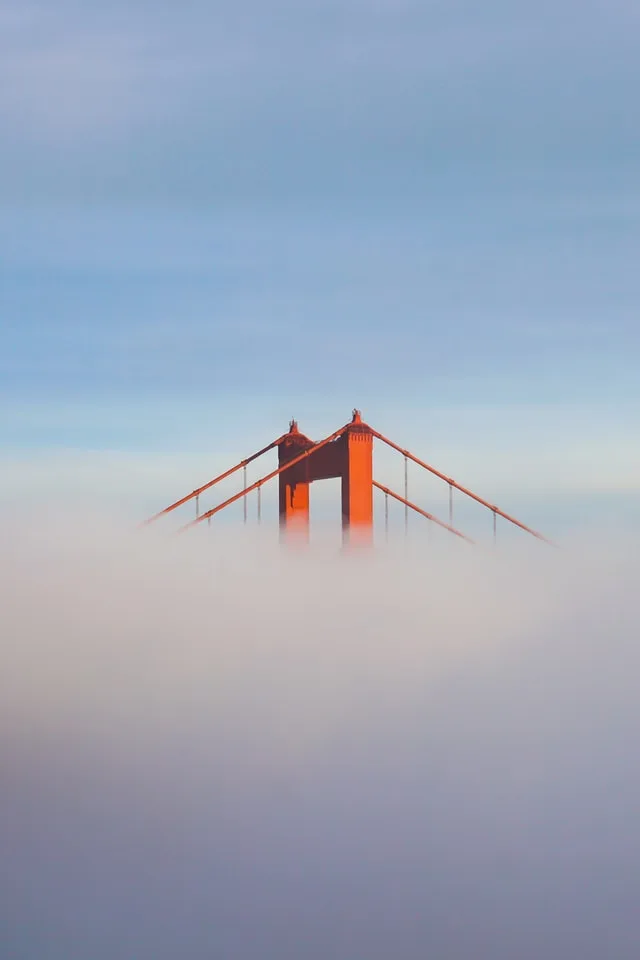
[1,513,639,959]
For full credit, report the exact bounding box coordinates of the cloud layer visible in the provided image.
[2,514,639,958]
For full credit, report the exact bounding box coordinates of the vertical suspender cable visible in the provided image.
[404,456,408,537]
[243,466,247,524]
[493,509,497,545]
[196,494,199,519]
[449,483,453,528]
[384,491,389,541]
[257,485,262,525]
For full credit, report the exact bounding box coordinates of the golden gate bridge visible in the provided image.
[145,409,552,547]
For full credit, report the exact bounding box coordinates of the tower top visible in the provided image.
[352,409,362,423]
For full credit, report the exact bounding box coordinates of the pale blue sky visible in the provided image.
[1,0,638,531]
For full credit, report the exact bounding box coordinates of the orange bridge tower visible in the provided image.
[278,409,373,544]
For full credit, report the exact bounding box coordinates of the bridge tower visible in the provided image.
[278,409,373,544]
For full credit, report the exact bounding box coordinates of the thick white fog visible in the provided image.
[1,512,639,959]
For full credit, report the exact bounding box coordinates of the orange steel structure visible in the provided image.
[146,409,552,547]
[277,410,374,544]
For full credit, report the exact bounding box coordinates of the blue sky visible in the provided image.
[1,0,638,532]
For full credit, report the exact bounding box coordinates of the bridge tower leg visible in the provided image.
[278,420,312,540]
[341,410,373,546]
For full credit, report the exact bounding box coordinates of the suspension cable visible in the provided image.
[373,481,474,543]
[179,422,353,533]
[370,427,552,544]
[143,433,289,525]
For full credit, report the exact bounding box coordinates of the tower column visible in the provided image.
[341,410,373,546]
[279,475,310,535]
[278,420,312,541]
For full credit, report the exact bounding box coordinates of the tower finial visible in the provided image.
[352,408,362,423]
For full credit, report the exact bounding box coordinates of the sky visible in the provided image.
[1,0,638,533]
